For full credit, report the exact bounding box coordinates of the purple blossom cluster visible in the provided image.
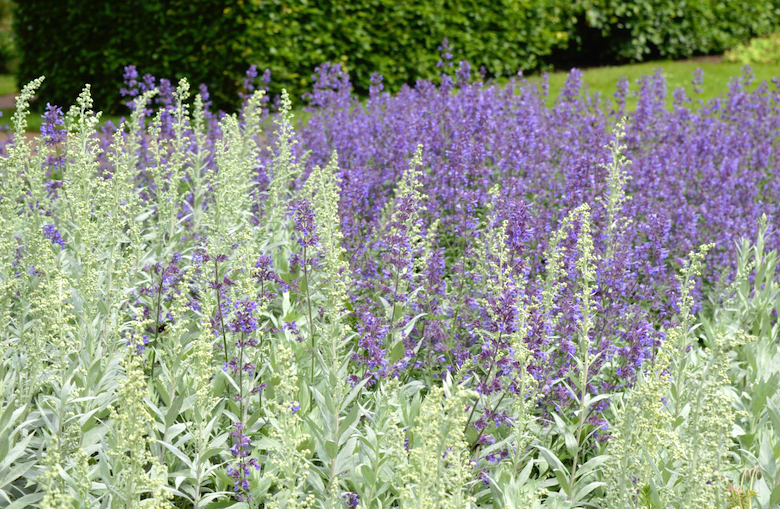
[226,422,260,502]
[296,63,779,284]
[278,61,779,439]
[40,103,65,147]
[107,61,777,445]
[131,257,185,339]
[13,56,778,502]
[42,224,65,249]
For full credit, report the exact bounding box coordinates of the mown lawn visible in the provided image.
[536,58,780,109]
[0,74,15,96]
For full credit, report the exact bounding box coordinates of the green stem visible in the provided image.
[303,244,315,388]
[464,331,503,434]
[568,352,591,501]
[149,275,165,383]
[214,258,229,366]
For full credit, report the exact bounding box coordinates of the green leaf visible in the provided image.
[402,313,427,338]
[389,337,406,365]
[770,483,780,505]
[575,454,609,479]
[535,445,570,495]
[572,480,605,503]
[6,492,44,509]
[551,413,578,457]
[165,395,185,428]
[359,464,376,486]
[158,439,194,470]
[325,439,338,461]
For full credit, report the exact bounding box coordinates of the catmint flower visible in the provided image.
[228,300,258,335]
[290,401,301,414]
[288,199,320,248]
[227,421,260,501]
[241,362,256,375]
[456,60,471,84]
[369,72,384,98]
[343,493,360,507]
[283,321,304,342]
[240,65,259,101]
[223,358,239,374]
[437,38,453,67]
[40,103,65,146]
[120,65,139,98]
[477,434,495,445]
[198,82,210,102]
[124,332,149,355]
[43,224,65,248]
[254,254,282,283]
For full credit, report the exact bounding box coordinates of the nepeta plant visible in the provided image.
[1,57,778,509]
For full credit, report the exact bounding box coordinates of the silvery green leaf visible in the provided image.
[759,433,777,479]
[158,439,194,469]
[5,492,44,509]
[401,313,427,338]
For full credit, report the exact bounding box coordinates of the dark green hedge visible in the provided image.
[0,0,16,74]
[13,0,780,114]
[14,0,573,112]
[243,0,572,99]
[14,0,253,113]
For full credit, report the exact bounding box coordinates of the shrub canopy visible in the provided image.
[13,0,780,113]
[14,0,252,113]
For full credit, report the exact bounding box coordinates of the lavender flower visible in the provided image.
[226,422,260,502]
[228,299,259,335]
[42,224,65,248]
[343,492,360,507]
[288,198,320,249]
[40,103,65,146]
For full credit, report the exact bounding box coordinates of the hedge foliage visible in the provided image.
[726,33,780,65]
[13,0,780,114]
[573,0,780,62]
[243,0,572,98]
[14,0,253,113]
[0,0,16,74]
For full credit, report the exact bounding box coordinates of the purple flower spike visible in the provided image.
[43,224,65,249]
[343,492,360,507]
[40,104,65,146]
[227,421,260,502]
[288,199,320,249]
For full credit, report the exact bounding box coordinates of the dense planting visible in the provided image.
[0,64,779,508]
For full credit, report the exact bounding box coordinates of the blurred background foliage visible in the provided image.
[13,0,253,114]
[9,0,780,114]
[556,0,780,65]
[0,0,16,74]
[726,33,780,65]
